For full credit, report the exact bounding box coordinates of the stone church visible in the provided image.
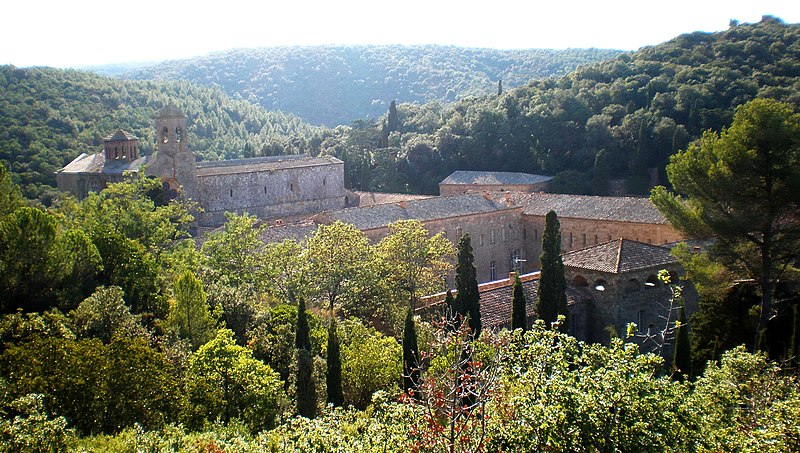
[57,105,346,226]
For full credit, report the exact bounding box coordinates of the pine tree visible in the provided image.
[402,306,420,396]
[455,234,481,338]
[511,274,527,331]
[295,297,316,418]
[536,210,568,331]
[326,319,344,407]
[672,303,691,381]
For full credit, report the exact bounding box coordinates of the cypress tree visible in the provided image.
[295,297,316,418]
[497,79,503,96]
[455,234,481,338]
[511,274,527,331]
[790,304,800,370]
[326,319,344,407]
[443,289,457,330]
[296,297,311,351]
[672,303,691,381]
[536,210,568,331]
[402,306,420,396]
[387,100,399,133]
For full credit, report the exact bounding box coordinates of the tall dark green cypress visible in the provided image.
[326,319,344,407]
[455,234,481,338]
[536,210,568,331]
[387,100,399,133]
[790,304,800,370]
[511,274,527,331]
[672,303,691,381]
[295,297,316,418]
[443,289,457,330]
[402,306,420,395]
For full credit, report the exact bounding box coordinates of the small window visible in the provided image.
[176,127,182,143]
[490,261,496,281]
[594,234,598,244]
[501,228,506,242]
[230,188,233,198]
[323,178,327,186]
[490,229,496,244]
[456,227,463,239]
[479,234,485,247]
[594,279,608,291]
[162,127,169,143]
[645,275,659,287]
[582,234,587,247]
[264,186,267,194]
[569,233,573,248]
[573,275,588,287]
[637,310,646,333]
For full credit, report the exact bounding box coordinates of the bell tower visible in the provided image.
[145,104,197,197]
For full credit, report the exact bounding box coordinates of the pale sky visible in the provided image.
[3,0,799,68]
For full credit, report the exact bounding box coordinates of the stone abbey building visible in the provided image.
[57,105,346,227]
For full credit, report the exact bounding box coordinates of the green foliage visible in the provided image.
[126,46,620,127]
[70,286,148,343]
[0,309,75,346]
[338,319,402,409]
[0,393,74,453]
[402,307,420,396]
[511,274,527,331]
[0,163,23,219]
[1,336,179,435]
[537,210,568,330]
[325,320,344,407]
[689,346,800,452]
[295,297,316,418]
[185,329,285,432]
[454,234,481,337]
[165,270,216,350]
[652,98,800,345]
[201,212,267,289]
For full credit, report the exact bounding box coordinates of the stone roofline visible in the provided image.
[194,156,343,178]
[354,203,524,234]
[417,271,541,312]
[562,237,677,274]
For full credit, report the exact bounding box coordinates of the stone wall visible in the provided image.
[195,161,345,226]
[521,215,684,270]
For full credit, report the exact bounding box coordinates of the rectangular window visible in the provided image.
[490,229,496,244]
[479,234,484,247]
[569,233,573,248]
[637,310,646,333]
[490,261,496,281]
[582,234,587,247]
[594,234,598,244]
[501,228,506,242]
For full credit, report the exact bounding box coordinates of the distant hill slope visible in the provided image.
[121,45,622,126]
[0,66,327,201]
[310,17,800,195]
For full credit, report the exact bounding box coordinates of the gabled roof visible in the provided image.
[501,192,669,224]
[195,154,342,177]
[441,170,553,186]
[104,129,138,142]
[57,152,147,175]
[317,193,517,231]
[562,238,677,274]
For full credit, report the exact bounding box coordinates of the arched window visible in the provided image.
[162,127,169,143]
[594,279,608,291]
[573,275,588,287]
[645,275,659,287]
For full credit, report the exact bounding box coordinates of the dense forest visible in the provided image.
[313,17,800,195]
[121,45,622,126]
[0,67,325,201]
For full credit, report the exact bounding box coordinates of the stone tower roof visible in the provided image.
[158,104,185,118]
[441,170,553,186]
[104,129,138,141]
[561,238,677,274]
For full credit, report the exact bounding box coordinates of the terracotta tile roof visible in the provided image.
[195,154,342,177]
[104,129,138,141]
[562,238,677,274]
[441,171,553,186]
[353,191,434,207]
[57,153,147,175]
[502,192,669,224]
[317,193,517,231]
[421,272,591,330]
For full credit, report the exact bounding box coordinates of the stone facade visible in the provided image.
[56,129,147,199]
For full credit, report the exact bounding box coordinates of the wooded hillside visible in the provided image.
[122,45,622,126]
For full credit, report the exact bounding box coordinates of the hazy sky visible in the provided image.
[3,0,799,68]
